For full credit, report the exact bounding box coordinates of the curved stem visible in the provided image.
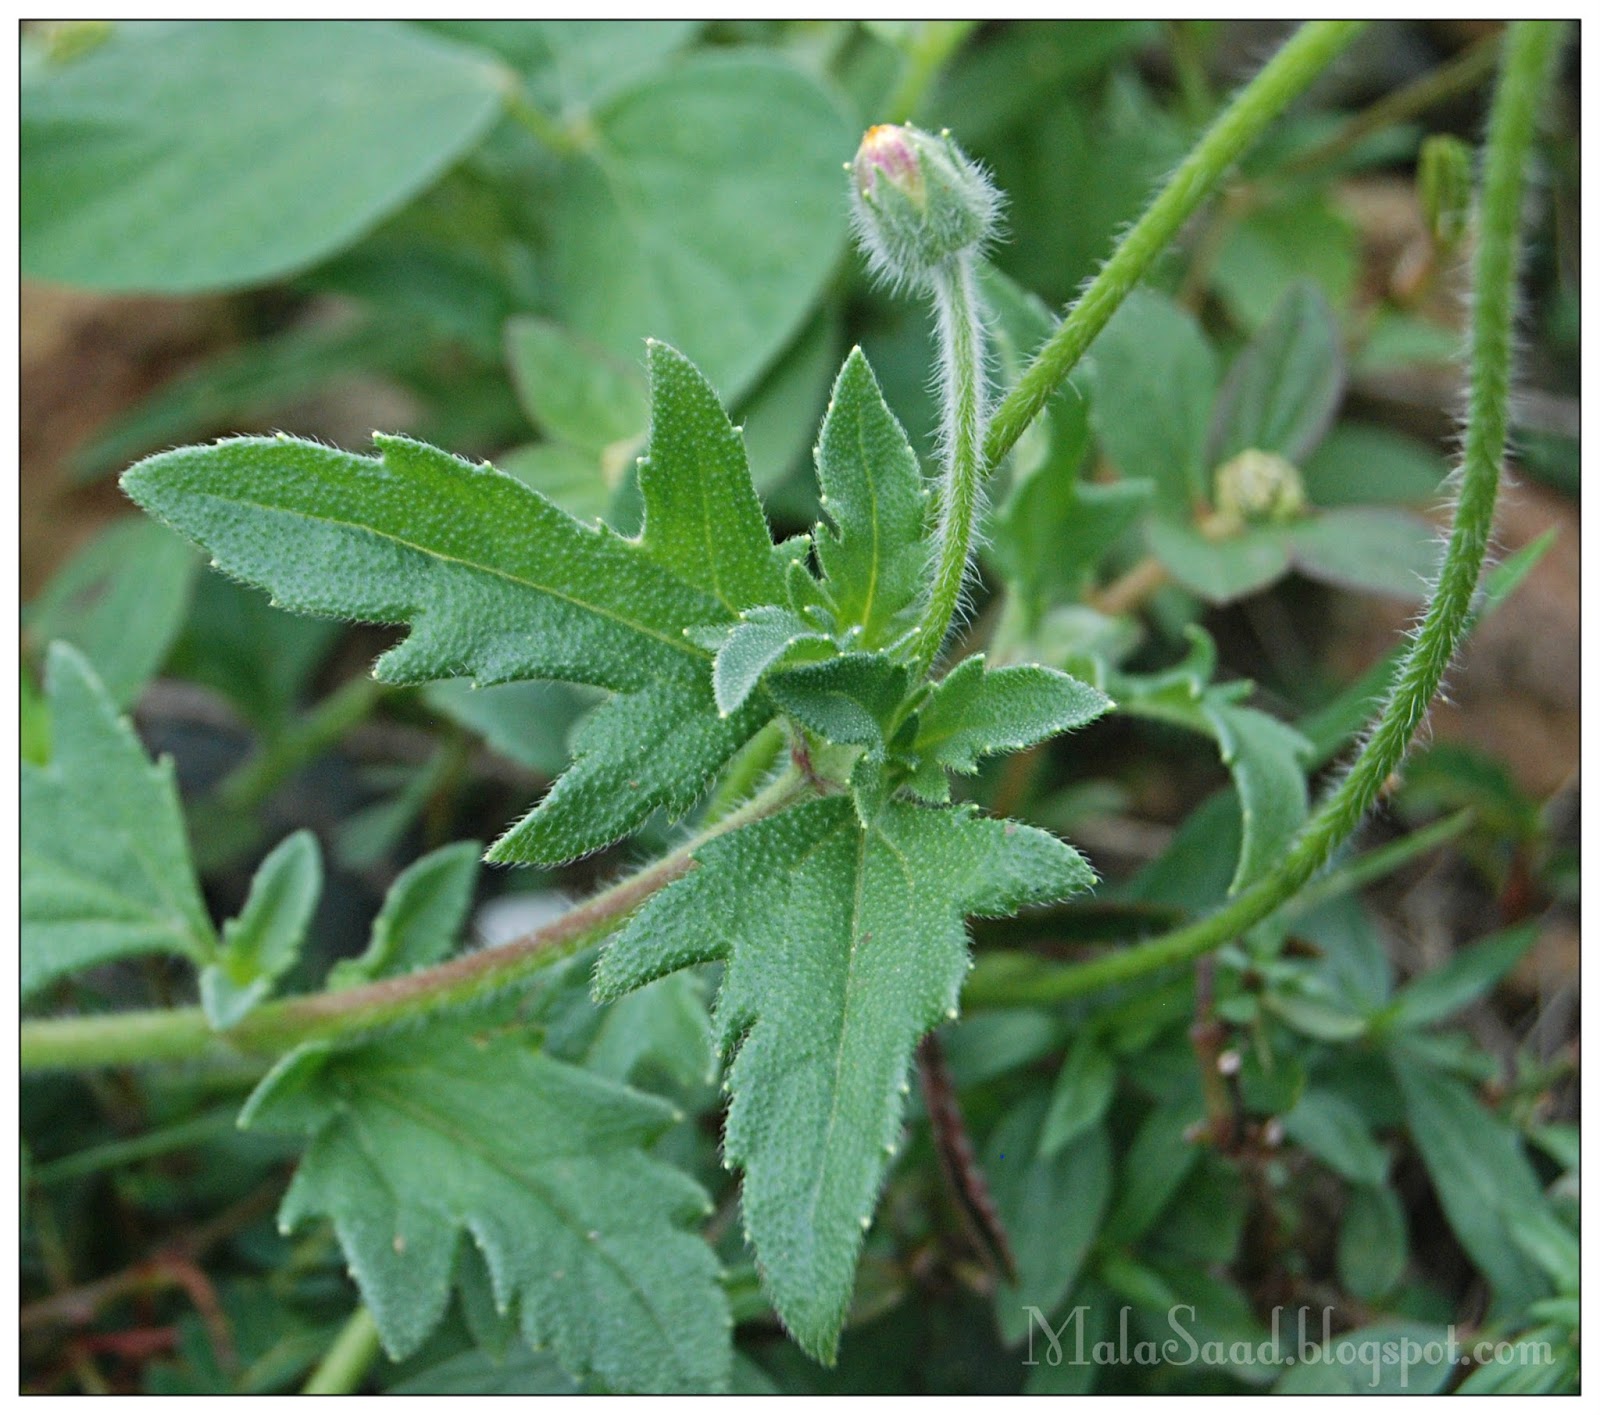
[971,20,1561,1008]
[303,1306,382,1395]
[984,20,1366,472]
[22,770,809,1072]
[912,252,987,676]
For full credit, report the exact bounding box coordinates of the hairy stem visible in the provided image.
[912,252,987,676]
[22,770,809,1072]
[303,1307,382,1396]
[984,20,1366,471]
[970,20,1561,1007]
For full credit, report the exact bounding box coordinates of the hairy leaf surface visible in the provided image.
[22,644,215,996]
[813,349,930,647]
[913,655,1111,780]
[202,830,322,1029]
[595,795,1094,1362]
[123,342,781,865]
[241,1025,731,1392]
[329,841,481,989]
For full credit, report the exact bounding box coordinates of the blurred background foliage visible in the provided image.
[21,20,1578,1394]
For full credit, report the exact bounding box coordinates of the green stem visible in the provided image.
[977,20,1560,1007]
[1282,27,1503,178]
[32,1108,239,1186]
[22,770,809,1072]
[216,675,386,814]
[912,252,986,676]
[303,1306,382,1396]
[883,20,977,124]
[984,20,1366,471]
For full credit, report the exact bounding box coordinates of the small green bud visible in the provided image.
[1213,449,1307,526]
[1418,134,1473,255]
[849,123,1000,289]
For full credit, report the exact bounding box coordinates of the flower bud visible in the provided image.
[1213,449,1307,526]
[1418,134,1473,256]
[849,123,1000,289]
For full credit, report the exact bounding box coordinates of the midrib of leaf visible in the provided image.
[851,414,886,633]
[801,818,914,1250]
[186,485,714,665]
[348,1074,690,1373]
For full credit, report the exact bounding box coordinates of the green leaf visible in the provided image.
[1287,507,1439,600]
[1337,1184,1407,1300]
[201,831,322,1029]
[584,973,716,1096]
[637,341,783,614]
[241,1025,730,1392]
[739,309,839,498]
[1393,1058,1552,1316]
[1281,1088,1388,1187]
[329,841,481,989]
[22,21,507,291]
[712,607,833,716]
[422,679,593,778]
[424,20,697,117]
[812,348,931,648]
[547,52,852,404]
[913,656,1111,778]
[122,364,772,865]
[993,479,1150,625]
[22,643,215,997]
[1200,700,1310,892]
[1211,192,1358,333]
[1385,923,1540,1031]
[1086,288,1218,514]
[595,795,1094,1362]
[1038,1033,1116,1158]
[24,518,199,707]
[766,654,909,753]
[1301,423,1447,507]
[987,1097,1112,1345]
[1103,1101,1200,1245]
[1274,1321,1455,1395]
[504,316,648,453]
[495,442,616,526]
[1209,282,1344,466]
[1146,519,1290,604]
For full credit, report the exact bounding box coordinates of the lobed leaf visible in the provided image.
[241,1024,731,1392]
[123,341,783,866]
[595,795,1094,1362]
[22,643,215,997]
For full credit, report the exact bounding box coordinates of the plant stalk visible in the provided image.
[22,770,809,1072]
[912,252,987,676]
[302,1307,382,1395]
[969,20,1561,1007]
[984,20,1366,472]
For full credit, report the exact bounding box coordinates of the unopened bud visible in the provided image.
[1214,449,1307,525]
[1418,134,1473,256]
[849,123,1000,289]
